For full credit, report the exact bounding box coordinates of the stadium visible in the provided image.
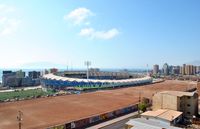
[0,80,197,129]
[41,70,153,89]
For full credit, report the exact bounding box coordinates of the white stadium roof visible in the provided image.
[42,74,152,84]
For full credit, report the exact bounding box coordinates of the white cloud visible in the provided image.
[65,7,120,40]
[0,4,15,13]
[79,27,94,36]
[0,4,20,36]
[64,7,93,25]
[0,17,7,23]
[0,19,21,35]
[79,28,119,40]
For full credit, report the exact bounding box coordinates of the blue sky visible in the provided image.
[0,0,200,69]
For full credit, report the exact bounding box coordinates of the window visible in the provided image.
[187,96,191,99]
[187,104,191,107]
[187,112,191,115]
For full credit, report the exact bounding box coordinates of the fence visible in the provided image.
[48,104,138,129]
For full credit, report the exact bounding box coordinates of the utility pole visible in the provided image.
[138,91,141,114]
[139,91,141,103]
[17,110,23,129]
[84,61,91,80]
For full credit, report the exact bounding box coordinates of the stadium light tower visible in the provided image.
[84,61,91,80]
[146,64,149,76]
[66,62,68,71]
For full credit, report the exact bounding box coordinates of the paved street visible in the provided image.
[87,112,138,129]
[101,117,131,129]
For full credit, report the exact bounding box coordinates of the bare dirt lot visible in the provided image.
[0,80,197,129]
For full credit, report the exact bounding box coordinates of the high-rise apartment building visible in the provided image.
[163,63,169,75]
[16,70,25,78]
[185,65,194,75]
[28,71,41,79]
[182,64,186,75]
[153,64,159,74]
[50,68,58,73]
[197,66,200,74]
[193,66,197,75]
[172,66,180,75]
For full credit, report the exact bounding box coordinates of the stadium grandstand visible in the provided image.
[41,70,153,89]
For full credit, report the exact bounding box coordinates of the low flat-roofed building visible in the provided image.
[153,91,198,118]
[141,109,182,125]
[125,117,182,129]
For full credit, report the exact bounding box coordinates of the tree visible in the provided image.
[142,97,150,104]
[138,102,147,112]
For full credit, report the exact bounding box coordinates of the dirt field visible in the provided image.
[0,80,197,129]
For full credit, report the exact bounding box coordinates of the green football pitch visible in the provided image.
[0,89,54,101]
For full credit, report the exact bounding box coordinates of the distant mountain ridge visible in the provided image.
[20,62,67,69]
[186,60,200,66]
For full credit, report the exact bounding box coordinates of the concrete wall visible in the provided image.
[180,93,198,118]
[162,94,178,110]
[152,93,178,111]
[48,104,139,129]
[152,93,162,110]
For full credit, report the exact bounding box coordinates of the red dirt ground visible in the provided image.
[0,80,197,129]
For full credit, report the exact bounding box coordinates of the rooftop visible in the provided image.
[158,90,196,97]
[43,73,152,83]
[126,118,182,129]
[141,109,183,121]
[141,109,167,117]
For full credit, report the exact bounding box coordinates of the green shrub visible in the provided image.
[138,102,147,112]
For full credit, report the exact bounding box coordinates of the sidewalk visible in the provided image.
[86,111,138,129]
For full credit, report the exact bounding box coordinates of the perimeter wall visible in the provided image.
[47,104,140,129]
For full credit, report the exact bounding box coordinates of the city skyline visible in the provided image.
[0,0,200,69]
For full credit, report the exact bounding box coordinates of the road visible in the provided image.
[101,118,130,129]
[87,112,138,129]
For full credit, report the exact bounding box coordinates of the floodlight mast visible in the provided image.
[146,64,149,76]
[84,61,91,80]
